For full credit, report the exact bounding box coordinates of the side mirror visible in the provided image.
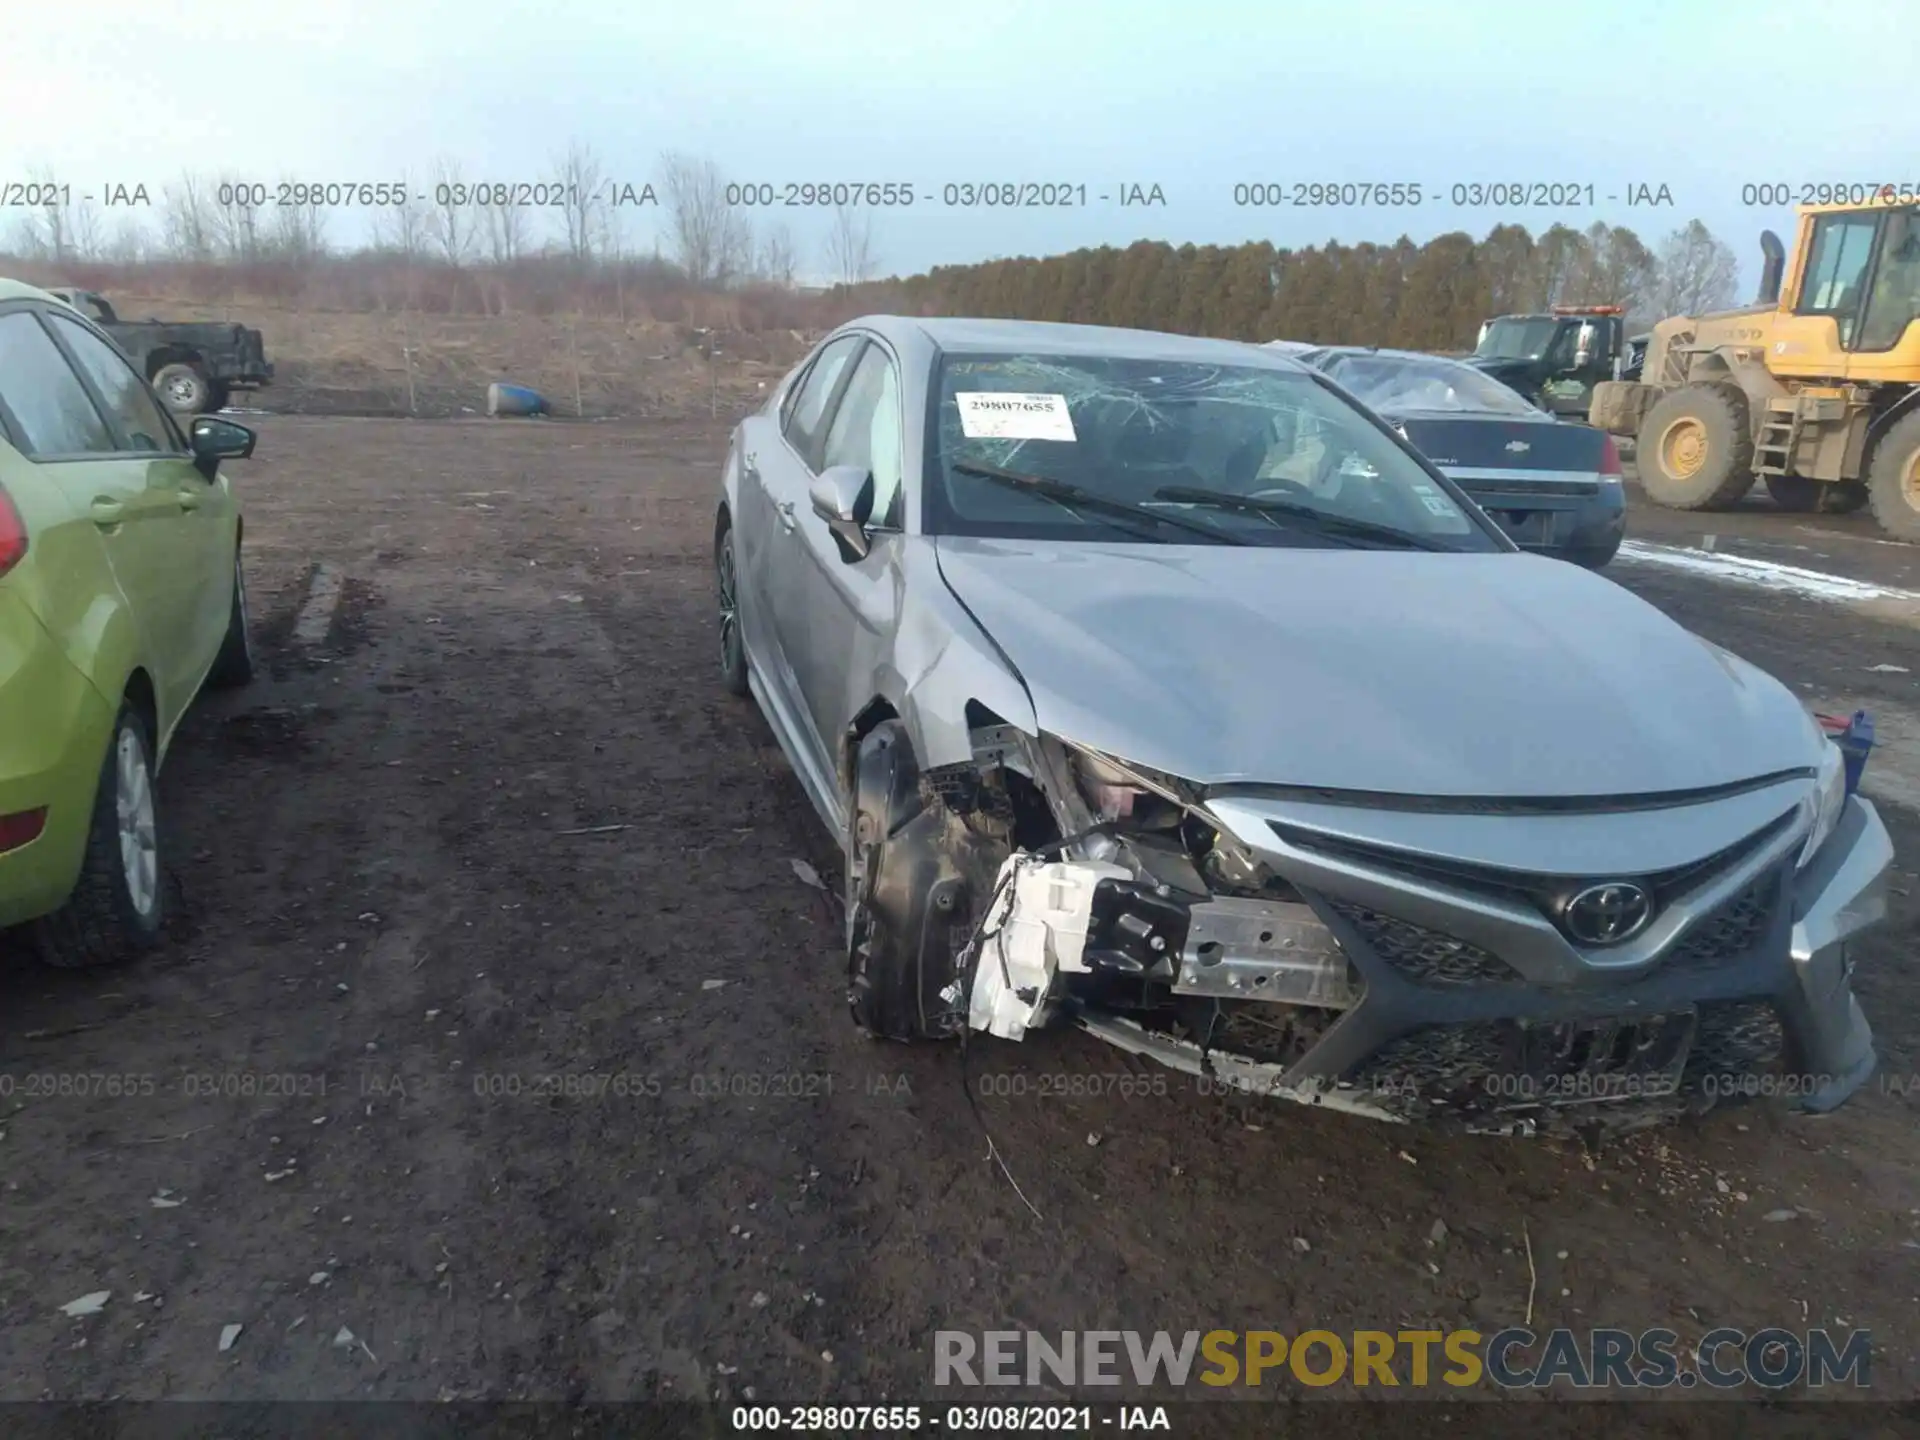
[190,415,256,473]
[809,464,873,561]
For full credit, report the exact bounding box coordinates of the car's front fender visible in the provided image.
[886,538,1039,772]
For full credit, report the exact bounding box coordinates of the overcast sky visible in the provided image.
[3,0,1915,285]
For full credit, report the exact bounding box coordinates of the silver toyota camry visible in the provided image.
[714,315,1891,1136]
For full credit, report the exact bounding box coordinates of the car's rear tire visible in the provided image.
[1635,384,1756,510]
[845,720,997,1042]
[153,362,212,416]
[1565,535,1622,569]
[206,547,255,688]
[1866,412,1920,542]
[32,703,165,969]
[1824,479,1870,514]
[1764,474,1826,512]
[715,522,749,696]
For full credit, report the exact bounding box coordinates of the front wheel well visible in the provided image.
[841,699,902,798]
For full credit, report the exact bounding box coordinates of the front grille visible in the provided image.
[1682,1000,1786,1088]
[1327,901,1516,985]
[1350,1023,1511,1110]
[1661,867,1780,971]
[1278,812,1796,952]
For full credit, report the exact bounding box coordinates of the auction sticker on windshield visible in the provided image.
[956,392,1077,441]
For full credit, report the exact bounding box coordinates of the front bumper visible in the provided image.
[1066,789,1888,1134]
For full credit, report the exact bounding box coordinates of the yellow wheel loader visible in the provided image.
[1589,195,1920,537]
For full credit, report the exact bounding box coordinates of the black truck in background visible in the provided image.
[1467,305,1646,418]
[44,287,273,416]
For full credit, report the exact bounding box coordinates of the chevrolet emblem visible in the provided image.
[1505,440,1531,453]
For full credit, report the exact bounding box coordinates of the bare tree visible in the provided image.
[755,222,799,287]
[160,173,216,261]
[482,190,528,265]
[270,182,328,260]
[426,156,474,265]
[375,175,429,259]
[659,151,752,286]
[1651,219,1739,321]
[554,141,610,262]
[16,165,69,263]
[209,174,264,262]
[5,215,43,260]
[103,214,152,264]
[824,201,879,286]
[67,199,107,262]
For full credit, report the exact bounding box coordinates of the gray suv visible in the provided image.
[714,315,1890,1136]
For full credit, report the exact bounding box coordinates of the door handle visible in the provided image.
[776,500,797,530]
[90,498,125,527]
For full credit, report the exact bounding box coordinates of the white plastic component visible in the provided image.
[968,856,1132,1041]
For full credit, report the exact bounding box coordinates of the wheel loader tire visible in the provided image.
[1636,385,1756,510]
[1764,474,1825,512]
[1866,411,1920,542]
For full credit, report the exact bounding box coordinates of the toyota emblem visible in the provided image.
[1563,882,1653,945]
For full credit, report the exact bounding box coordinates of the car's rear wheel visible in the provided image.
[715,522,749,696]
[153,362,212,416]
[207,547,255,688]
[1565,534,1622,569]
[1825,479,1870,514]
[1764,474,1826,512]
[845,720,995,1041]
[33,703,165,969]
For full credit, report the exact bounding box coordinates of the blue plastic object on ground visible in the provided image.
[488,382,549,417]
[1817,709,1874,796]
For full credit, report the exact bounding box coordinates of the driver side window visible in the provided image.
[819,344,905,529]
[783,336,863,464]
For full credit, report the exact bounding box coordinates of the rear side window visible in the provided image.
[0,311,116,457]
[47,313,182,453]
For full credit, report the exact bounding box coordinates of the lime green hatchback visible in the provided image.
[0,279,257,968]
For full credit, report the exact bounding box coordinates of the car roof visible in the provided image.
[1299,345,1470,366]
[841,315,1314,372]
[0,278,61,304]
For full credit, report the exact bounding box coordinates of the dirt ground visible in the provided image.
[4,415,1920,1425]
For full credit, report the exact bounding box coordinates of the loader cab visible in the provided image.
[1780,199,1920,377]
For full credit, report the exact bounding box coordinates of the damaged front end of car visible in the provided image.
[922,717,1891,1139]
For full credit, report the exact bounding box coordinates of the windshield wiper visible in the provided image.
[1154,485,1456,552]
[951,461,1246,545]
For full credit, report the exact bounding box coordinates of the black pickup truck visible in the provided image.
[44,287,273,416]
[1467,306,1639,418]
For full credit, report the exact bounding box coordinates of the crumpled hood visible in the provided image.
[933,538,1821,796]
